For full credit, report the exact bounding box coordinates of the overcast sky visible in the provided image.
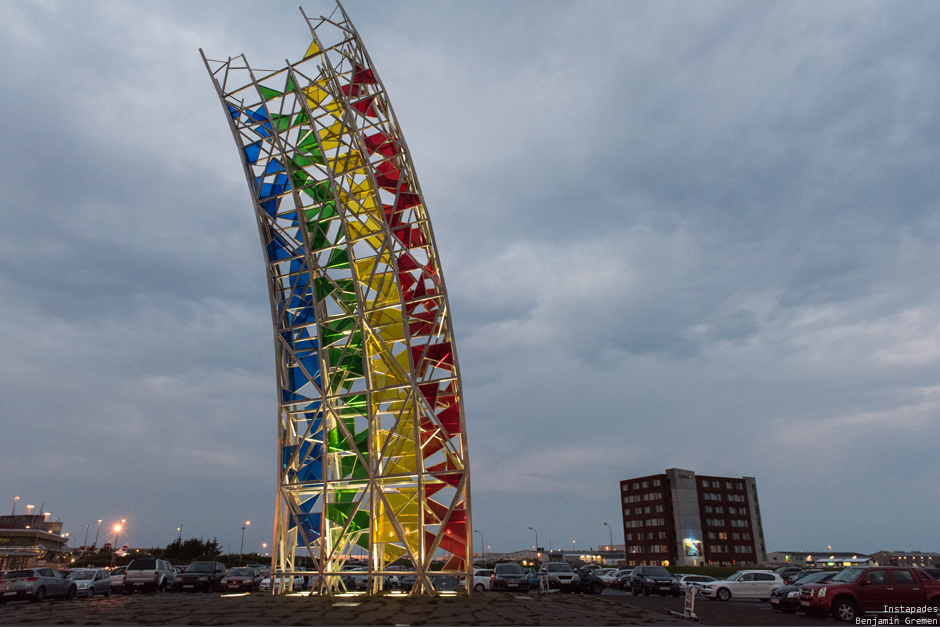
[2,0,938,558]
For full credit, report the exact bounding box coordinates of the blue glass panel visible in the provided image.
[246,106,268,123]
[265,159,285,175]
[259,199,279,216]
[243,142,261,164]
[227,104,240,119]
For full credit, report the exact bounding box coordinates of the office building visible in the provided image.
[620,468,766,567]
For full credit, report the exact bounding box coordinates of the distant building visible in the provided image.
[620,468,767,567]
[0,514,70,570]
[767,551,873,568]
[870,551,940,568]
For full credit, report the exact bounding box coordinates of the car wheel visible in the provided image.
[66,586,77,601]
[31,587,46,603]
[105,586,112,597]
[474,583,485,592]
[832,597,859,622]
[159,580,167,593]
[591,582,603,595]
[87,587,94,599]
[717,587,731,602]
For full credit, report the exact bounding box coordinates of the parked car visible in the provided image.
[175,561,227,593]
[431,575,462,592]
[472,569,493,592]
[799,566,940,622]
[123,558,176,594]
[774,566,803,583]
[109,566,126,593]
[769,571,837,613]
[786,568,822,584]
[597,570,621,587]
[575,568,607,595]
[68,568,112,598]
[627,565,680,597]
[538,562,580,592]
[0,568,77,603]
[259,570,304,593]
[490,563,528,591]
[616,568,635,590]
[220,567,263,592]
[699,570,784,602]
[675,574,718,595]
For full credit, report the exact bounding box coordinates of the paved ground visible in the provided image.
[603,588,832,626]
[0,590,687,626]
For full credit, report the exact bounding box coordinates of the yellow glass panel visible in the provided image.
[329,151,363,176]
[379,543,407,563]
[346,194,380,217]
[303,81,330,107]
[350,179,375,200]
[303,40,320,59]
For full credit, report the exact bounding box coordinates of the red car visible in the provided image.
[219,567,262,592]
[799,566,940,622]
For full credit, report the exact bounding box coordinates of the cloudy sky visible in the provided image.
[2,0,938,558]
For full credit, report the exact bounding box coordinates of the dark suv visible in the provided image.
[629,565,680,597]
[490,563,527,591]
[174,562,227,593]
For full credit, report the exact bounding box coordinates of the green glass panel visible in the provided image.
[314,277,334,301]
[351,511,369,534]
[355,532,369,550]
[285,75,297,93]
[293,109,308,126]
[270,112,291,131]
[326,247,349,269]
[259,86,282,100]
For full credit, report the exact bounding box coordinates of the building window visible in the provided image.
[725,481,733,489]
[633,482,640,490]
[715,506,724,514]
[742,533,751,540]
[655,505,663,513]
[731,533,740,540]
[707,532,716,540]
[658,531,666,539]
[718,532,727,540]
[644,506,650,514]
[704,505,713,514]
[653,479,661,487]
[736,482,743,490]
[642,481,649,488]
[625,533,633,541]
[705,518,725,527]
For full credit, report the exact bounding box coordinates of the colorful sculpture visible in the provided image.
[201,3,471,596]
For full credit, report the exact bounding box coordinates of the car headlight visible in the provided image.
[817,587,826,597]
[787,591,799,598]
[645,578,654,583]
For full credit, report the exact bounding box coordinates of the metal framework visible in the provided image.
[201,3,471,596]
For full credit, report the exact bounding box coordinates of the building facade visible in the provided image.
[0,514,69,570]
[620,468,767,567]
[870,551,940,568]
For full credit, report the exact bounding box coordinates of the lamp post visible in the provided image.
[473,530,484,564]
[111,523,123,567]
[603,522,613,549]
[239,521,250,566]
[26,504,34,516]
[93,520,102,549]
[177,525,183,541]
[528,527,539,559]
[11,496,18,516]
[83,525,90,550]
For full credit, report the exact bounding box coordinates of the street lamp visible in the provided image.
[177,525,183,541]
[83,524,90,549]
[111,523,123,567]
[239,521,250,566]
[93,520,102,549]
[11,496,18,516]
[603,522,613,550]
[528,527,539,559]
[26,504,34,516]
[473,530,484,564]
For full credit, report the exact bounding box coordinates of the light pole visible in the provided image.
[473,530,484,564]
[111,523,123,567]
[603,522,613,549]
[93,520,102,548]
[11,496,18,516]
[528,527,539,559]
[83,525,90,550]
[177,525,183,541]
[239,521,250,566]
[26,504,34,516]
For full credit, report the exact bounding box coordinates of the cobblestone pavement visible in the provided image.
[602,588,833,626]
[0,590,687,626]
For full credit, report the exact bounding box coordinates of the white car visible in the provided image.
[699,570,784,601]
[259,570,304,593]
[597,569,621,587]
[675,574,717,595]
[472,569,493,591]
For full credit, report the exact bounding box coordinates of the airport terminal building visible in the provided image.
[620,468,767,567]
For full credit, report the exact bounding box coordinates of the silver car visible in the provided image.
[68,568,112,598]
[0,568,77,603]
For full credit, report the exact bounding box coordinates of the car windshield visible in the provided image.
[228,568,252,577]
[495,564,523,575]
[128,560,156,570]
[546,563,572,572]
[69,571,95,580]
[185,563,216,573]
[796,572,831,584]
[644,567,671,577]
[830,568,863,583]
